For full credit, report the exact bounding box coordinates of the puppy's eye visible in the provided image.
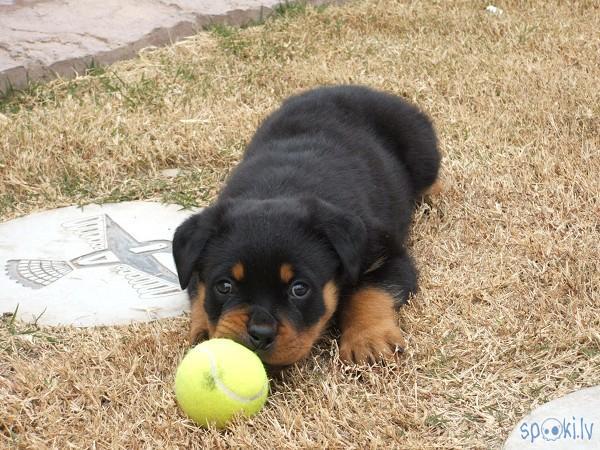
[215,280,233,295]
[290,281,310,299]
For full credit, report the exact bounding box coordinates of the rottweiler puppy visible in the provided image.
[173,85,440,367]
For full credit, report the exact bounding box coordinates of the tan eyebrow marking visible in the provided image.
[231,262,245,281]
[280,263,294,283]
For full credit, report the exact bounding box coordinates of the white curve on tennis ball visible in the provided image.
[197,346,268,403]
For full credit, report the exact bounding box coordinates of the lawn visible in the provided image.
[1,0,599,448]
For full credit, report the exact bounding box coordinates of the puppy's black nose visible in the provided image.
[247,323,276,350]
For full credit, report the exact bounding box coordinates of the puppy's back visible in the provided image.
[246,85,440,196]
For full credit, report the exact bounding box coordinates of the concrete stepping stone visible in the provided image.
[0,201,196,326]
[504,385,599,449]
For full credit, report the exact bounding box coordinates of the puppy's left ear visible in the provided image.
[172,205,223,289]
[305,198,367,283]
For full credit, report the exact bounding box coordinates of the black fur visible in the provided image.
[173,85,440,363]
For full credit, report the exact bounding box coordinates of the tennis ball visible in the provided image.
[174,338,268,428]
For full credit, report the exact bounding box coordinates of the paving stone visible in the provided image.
[0,0,339,93]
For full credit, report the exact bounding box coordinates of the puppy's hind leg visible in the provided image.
[359,88,442,195]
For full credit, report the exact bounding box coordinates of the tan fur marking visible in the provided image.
[424,179,444,197]
[231,262,245,281]
[280,263,294,284]
[339,287,406,363]
[189,283,214,344]
[213,307,249,340]
[264,281,338,366]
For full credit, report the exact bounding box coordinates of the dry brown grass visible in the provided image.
[1,0,599,448]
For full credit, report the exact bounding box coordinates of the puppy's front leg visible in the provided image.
[338,287,406,364]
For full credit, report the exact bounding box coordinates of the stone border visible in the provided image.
[0,0,342,94]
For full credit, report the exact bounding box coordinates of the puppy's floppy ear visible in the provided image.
[305,198,367,283]
[172,205,223,289]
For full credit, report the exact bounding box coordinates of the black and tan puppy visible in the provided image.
[173,85,440,367]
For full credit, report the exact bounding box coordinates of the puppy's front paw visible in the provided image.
[339,323,405,364]
[338,287,406,364]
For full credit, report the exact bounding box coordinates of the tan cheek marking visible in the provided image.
[280,263,294,284]
[322,280,339,316]
[263,280,339,366]
[189,283,215,344]
[213,307,250,340]
[231,262,245,281]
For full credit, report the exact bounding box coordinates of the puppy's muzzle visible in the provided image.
[247,308,277,351]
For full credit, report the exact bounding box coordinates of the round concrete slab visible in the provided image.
[504,386,600,449]
[0,201,196,326]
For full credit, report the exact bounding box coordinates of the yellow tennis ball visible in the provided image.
[174,338,268,428]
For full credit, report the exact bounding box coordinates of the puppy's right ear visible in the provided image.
[172,205,223,289]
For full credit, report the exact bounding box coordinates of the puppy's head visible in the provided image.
[172,197,366,367]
